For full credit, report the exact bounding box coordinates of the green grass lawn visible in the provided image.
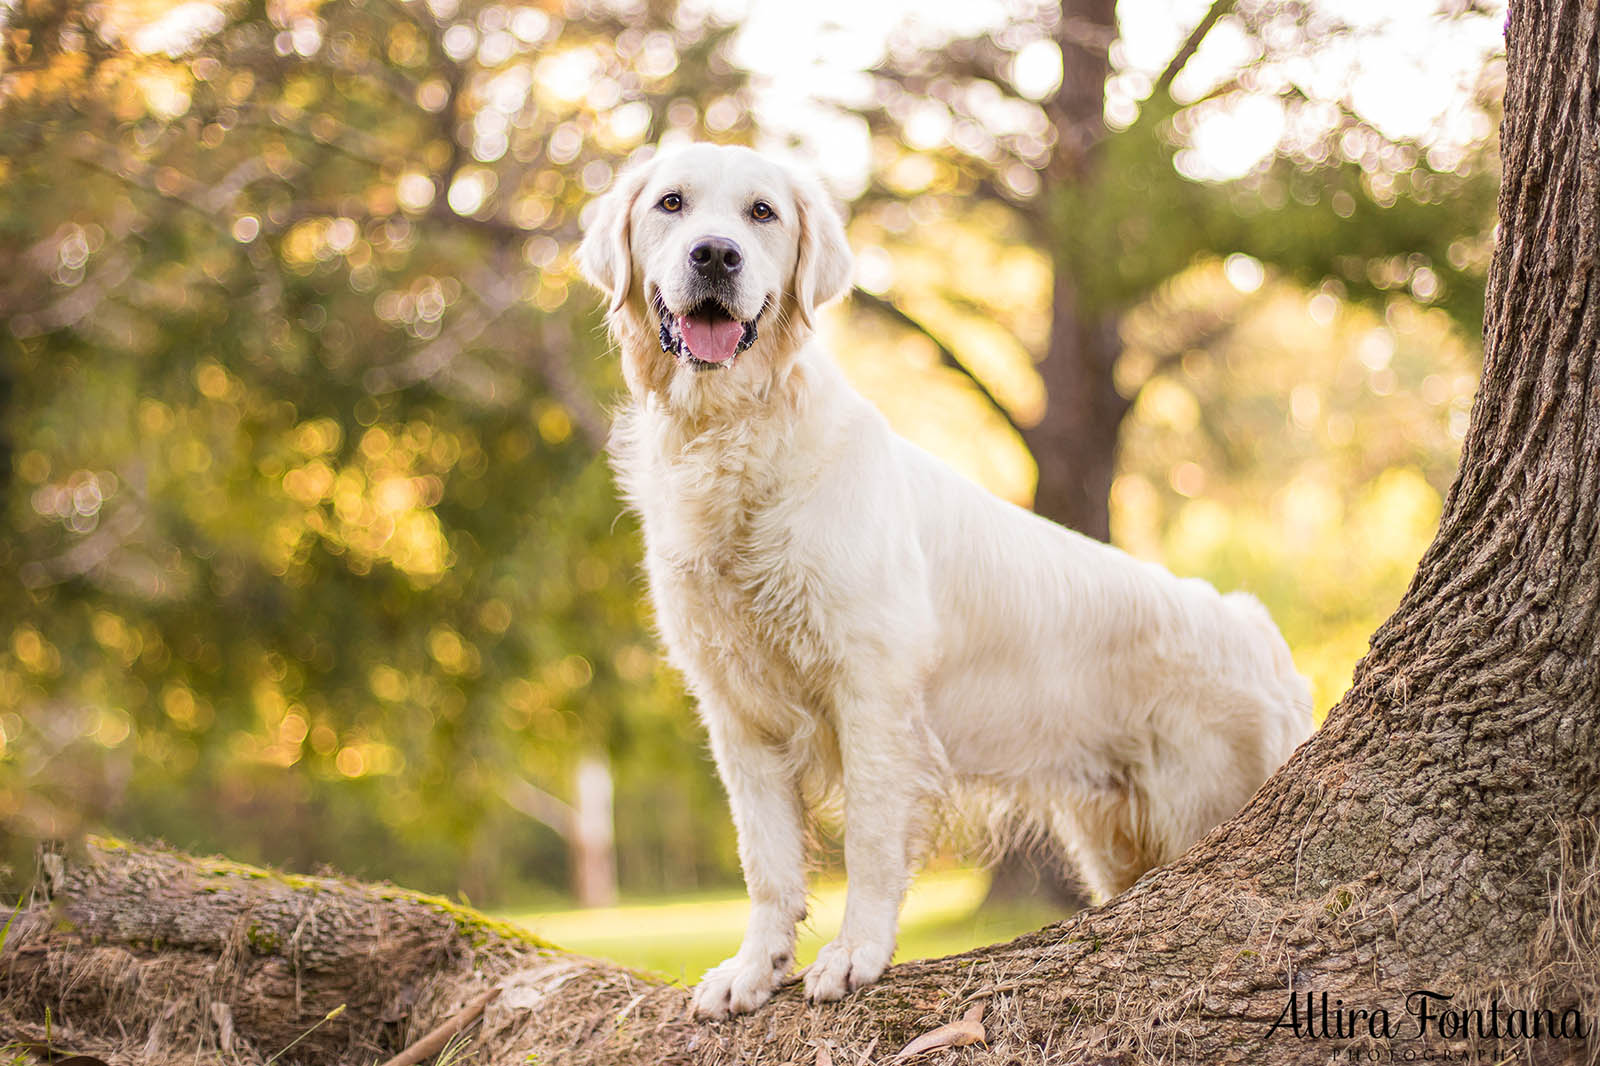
[501,867,1067,985]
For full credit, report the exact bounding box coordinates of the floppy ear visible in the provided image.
[578,158,653,315]
[791,176,853,332]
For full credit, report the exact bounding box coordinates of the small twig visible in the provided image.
[378,987,501,1066]
[264,1004,345,1066]
[1292,811,1313,895]
[0,897,23,953]
[1154,0,1237,97]
[955,982,1025,1007]
[614,991,646,1025]
[851,286,1028,438]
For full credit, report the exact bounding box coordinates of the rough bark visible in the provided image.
[3,1,1599,1063]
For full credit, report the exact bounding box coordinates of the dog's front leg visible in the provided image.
[692,713,807,1019]
[804,695,937,1003]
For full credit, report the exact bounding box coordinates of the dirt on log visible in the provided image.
[5,0,1600,1063]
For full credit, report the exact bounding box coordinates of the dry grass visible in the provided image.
[1455,818,1600,1066]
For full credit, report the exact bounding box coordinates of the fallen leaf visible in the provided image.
[816,1044,833,1066]
[894,1001,987,1060]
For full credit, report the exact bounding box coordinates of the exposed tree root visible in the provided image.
[1,824,1594,1065]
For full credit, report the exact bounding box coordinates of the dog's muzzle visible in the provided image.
[653,289,765,371]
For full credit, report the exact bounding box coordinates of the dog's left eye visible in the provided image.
[750,201,775,222]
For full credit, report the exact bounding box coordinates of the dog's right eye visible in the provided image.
[658,193,683,212]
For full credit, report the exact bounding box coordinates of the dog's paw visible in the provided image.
[803,936,893,1003]
[692,948,793,1019]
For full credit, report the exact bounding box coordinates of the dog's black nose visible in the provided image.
[688,237,743,278]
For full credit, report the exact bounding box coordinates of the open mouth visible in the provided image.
[653,289,764,370]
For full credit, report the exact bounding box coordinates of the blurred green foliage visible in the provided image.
[1112,267,1482,710]
[0,0,750,900]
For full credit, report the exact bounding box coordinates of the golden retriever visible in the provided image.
[578,142,1312,1018]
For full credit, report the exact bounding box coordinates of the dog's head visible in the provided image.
[578,143,852,395]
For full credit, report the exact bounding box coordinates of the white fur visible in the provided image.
[579,143,1313,1018]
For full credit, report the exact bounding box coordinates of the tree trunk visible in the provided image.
[571,752,618,909]
[4,2,1599,1063]
[1021,273,1125,544]
[500,754,619,909]
[1024,0,1124,544]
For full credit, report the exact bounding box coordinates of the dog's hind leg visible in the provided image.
[804,686,946,1003]
[1049,787,1156,902]
[691,709,809,1020]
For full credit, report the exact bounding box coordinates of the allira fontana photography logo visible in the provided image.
[1266,989,1589,1043]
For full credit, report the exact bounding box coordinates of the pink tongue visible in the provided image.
[678,313,744,363]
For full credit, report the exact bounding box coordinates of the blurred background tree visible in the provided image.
[0,0,1502,937]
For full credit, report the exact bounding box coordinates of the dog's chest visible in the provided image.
[627,425,839,714]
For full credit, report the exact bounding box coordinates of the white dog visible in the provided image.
[578,143,1312,1018]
